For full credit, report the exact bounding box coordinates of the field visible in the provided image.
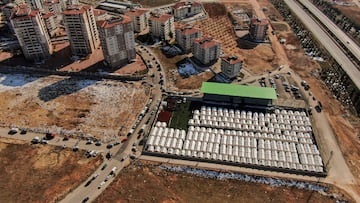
[0,138,101,202]
[0,73,149,139]
[95,160,351,203]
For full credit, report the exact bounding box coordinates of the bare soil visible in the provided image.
[0,74,149,139]
[95,160,351,203]
[0,138,101,203]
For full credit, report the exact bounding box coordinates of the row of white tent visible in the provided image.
[146,145,323,172]
[188,119,312,133]
[199,106,307,117]
[193,114,311,126]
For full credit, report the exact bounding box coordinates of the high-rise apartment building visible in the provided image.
[192,36,221,65]
[249,18,269,42]
[62,4,100,57]
[26,0,43,10]
[173,1,202,20]
[10,4,53,61]
[175,23,201,53]
[148,13,175,41]
[221,55,243,79]
[124,8,149,33]
[97,15,136,68]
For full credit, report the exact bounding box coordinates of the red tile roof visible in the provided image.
[62,5,92,15]
[193,36,220,49]
[125,8,148,17]
[149,14,172,23]
[11,4,38,20]
[93,8,107,16]
[96,15,132,29]
[42,12,55,19]
[221,55,243,65]
[174,1,201,9]
[176,24,201,35]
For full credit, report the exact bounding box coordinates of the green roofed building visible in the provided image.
[200,82,277,106]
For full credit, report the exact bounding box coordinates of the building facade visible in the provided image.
[249,18,269,42]
[10,4,53,61]
[148,13,175,41]
[124,8,149,33]
[192,36,221,65]
[42,12,57,36]
[62,5,100,57]
[173,1,202,20]
[221,55,243,79]
[97,15,135,68]
[26,0,43,10]
[175,23,201,53]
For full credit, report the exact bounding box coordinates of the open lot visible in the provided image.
[0,137,101,202]
[95,160,351,203]
[0,73,149,139]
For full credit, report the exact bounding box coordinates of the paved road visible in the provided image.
[296,0,360,63]
[284,0,360,89]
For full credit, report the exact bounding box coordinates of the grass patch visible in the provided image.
[169,101,192,130]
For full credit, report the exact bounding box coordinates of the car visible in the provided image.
[86,140,93,145]
[95,141,102,146]
[106,152,112,159]
[8,128,18,135]
[82,197,89,203]
[101,163,108,170]
[106,144,113,149]
[20,129,27,135]
[121,138,128,143]
[98,181,105,189]
[84,180,92,187]
[72,145,79,151]
[113,142,120,146]
[40,139,48,144]
[62,136,69,141]
[92,173,99,180]
[315,105,322,113]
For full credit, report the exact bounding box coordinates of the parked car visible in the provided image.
[95,141,102,146]
[101,163,108,170]
[20,129,27,135]
[106,144,113,149]
[82,197,89,203]
[8,128,18,135]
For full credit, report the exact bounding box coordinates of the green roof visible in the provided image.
[201,82,277,100]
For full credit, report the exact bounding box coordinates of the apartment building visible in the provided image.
[221,55,243,79]
[62,4,100,57]
[10,4,53,61]
[124,8,149,33]
[175,23,201,53]
[192,36,221,65]
[26,0,43,10]
[42,12,57,36]
[97,15,136,68]
[148,13,175,41]
[173,1,202,20]
[249,17,269,42]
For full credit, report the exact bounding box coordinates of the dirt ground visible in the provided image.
[0,138,101,203]
[258,0,360,188]
[95,160,351,203]
[193,3,278,74]
[0,73,149,139]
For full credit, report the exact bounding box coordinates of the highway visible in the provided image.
[284,0,360,89]
[296,0,360,63]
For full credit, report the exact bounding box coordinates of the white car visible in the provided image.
[98,181,105,189]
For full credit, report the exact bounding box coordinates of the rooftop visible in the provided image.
[62,5,91,15]
[201,82,277,100]
[193,36,220,49]
[250,18,269,26]
[11,4,38,20]
[221,55,243,65]
[125,8,149,17]
[93,8,107,16]
[149,14,172,23]
[176,24,201,35]
[174,1,201,9]
[96,15,132,28]
[42,12,55,19]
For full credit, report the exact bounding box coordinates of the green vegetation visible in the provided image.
[169,101,192,131]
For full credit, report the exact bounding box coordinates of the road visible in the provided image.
[284,0,360,90]
[296,0,360,63]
